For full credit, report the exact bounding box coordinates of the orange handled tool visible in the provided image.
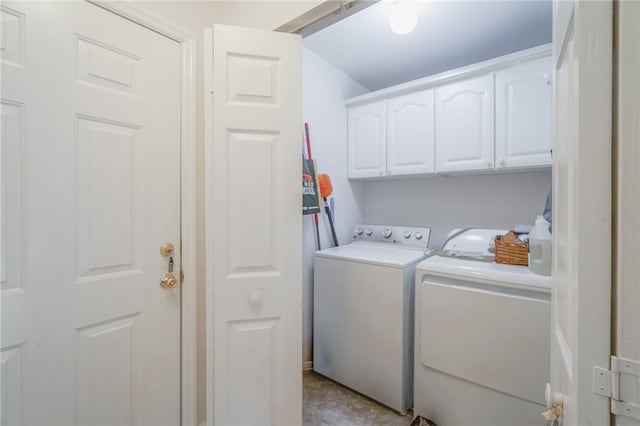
[318,174,339,247]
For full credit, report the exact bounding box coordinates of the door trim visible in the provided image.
[614,2,640,424]
[85,2,197,425]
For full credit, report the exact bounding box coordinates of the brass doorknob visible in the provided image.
[159,242,175,257]
[160,273,178,289]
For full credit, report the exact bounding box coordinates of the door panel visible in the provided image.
[75,314,141,425]
[207,25,302,426]
[226,130,280,275]
[75,115,143,282]
[0,3,181,424]
[0,6,24,68]
[75,34,142,95]
[615,2,640,425]
[0,100,24,296]
[0,343,25,425]
[549,1,612,425]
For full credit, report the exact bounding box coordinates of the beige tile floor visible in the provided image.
[303,371,414,426]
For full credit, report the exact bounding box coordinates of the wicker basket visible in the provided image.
[494,232,529,266]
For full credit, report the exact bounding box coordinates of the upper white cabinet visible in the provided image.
[345,45,553,179]
[387,90,436,176]
[495,57,553,169]
[435,75,494,173]
[347,101,387,178]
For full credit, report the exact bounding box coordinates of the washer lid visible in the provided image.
[315,242,428,268]
[416,255,552,293]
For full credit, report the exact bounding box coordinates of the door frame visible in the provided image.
[85,2,197,424]
[614,1,640,424]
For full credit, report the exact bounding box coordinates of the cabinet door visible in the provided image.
[495,57,552,169]
[347,101,387,178]
[387,90,435,176]
[435,75,494,173]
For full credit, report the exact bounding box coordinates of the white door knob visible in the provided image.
[248,290,263,306]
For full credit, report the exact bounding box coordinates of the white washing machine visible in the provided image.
[314,224,432,414]
[414,229,552,426]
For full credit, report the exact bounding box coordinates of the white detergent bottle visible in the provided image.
[529,216,552,276]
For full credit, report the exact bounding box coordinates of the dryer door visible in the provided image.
[415,274,550,426]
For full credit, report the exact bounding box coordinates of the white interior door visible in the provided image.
[1,2,181,424]
[205,25,302,426]
[614,2,640,425]
[549,1,612,425]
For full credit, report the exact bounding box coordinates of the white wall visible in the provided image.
[363,171,552,248]
[302,47,369,364]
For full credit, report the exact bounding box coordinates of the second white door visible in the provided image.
[206,24,302,426]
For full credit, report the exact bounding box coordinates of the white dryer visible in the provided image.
[314,224,432,414]
[414,229,551,426]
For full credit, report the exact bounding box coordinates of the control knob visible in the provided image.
[355,228,363,236]
[415,232,423,240]
[383,229,392,239]
[365,229,373,236]
[403,231,411,239]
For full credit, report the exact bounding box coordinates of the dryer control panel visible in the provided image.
[351,224,431,249]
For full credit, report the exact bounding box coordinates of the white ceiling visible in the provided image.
[304,0,552,91]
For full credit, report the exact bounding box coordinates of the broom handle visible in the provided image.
[304,122,313,160]
[324,198,339,247]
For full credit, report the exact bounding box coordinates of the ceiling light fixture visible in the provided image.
[389,0,418,36]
